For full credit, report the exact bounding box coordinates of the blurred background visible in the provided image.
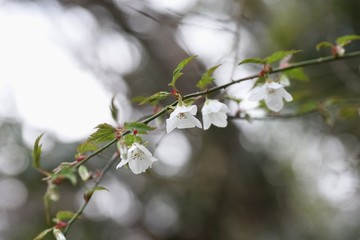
[1,0,360,239]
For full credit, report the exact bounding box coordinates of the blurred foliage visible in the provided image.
[1,0,360,240]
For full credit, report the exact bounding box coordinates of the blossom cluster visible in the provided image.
[116,80,293,175]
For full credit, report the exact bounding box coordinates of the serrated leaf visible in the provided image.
[169,55,197,88]
[55,211,75,221]
[78,165,91,181]
[283,68,309,81]
[77,142,98,155]
[109,96,119,122]
[196,65,221,89]
[336,34,360,46]
[124,122,155,134]
[238,57,265,65]
[32,133,45,169]
[316,41,333,51]
[34,227,53,240]
[85,123,116,145]
[138,91,170,105]
[265,50,301,64]
[123,134,142,147]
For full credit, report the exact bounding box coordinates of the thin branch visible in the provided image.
[64,152,119,235]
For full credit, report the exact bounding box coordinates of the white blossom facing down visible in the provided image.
[248,82,293,112]
[166,104,202,133]
[202,99,230,130]
[116,143,158,174]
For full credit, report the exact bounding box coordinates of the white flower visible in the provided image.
[248,82,293,112]
[116,143,158,174]
[166,104,202,133]
[335,45,345,56]
[202,99,230,130]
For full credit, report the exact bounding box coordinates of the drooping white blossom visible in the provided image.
[116,143,158,174]
[248,82,293,112]
[166,104,202,133]
[202,99,230,130]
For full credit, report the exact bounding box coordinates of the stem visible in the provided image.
[64,153,119,235]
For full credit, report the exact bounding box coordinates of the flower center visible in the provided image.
[177,112,187,119]
[132,149,145,161]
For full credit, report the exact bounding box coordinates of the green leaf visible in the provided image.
[337,106,359,119]
[183,97,196,106]
[85,123,116,145]
[169,55,197,88]
[124,122,155,134]
[78,165,91,181]
[32,133,45,169]
[297,101,318,114]
[123,134,142,147]
[336,34,360,46]
[238,57,265,65]
[109,96,119,122]
[84,186,109,201]
[52,166,77,185]
[33,227,53,240]
[283,68,309,81]
[137,91,170,105]
[316,41,333,51]
[196,65,221,89]
[265,50,301,64]
[55,211,75,221]
[76,142,98,155]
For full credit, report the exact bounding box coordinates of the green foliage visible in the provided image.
[283,68,309,81]
[78,165,91,181]
[297,101,318,114]
[337,106,359,119]
[52,165,77,185]
[77,142,97,155]
[169,55,197,89]
[32,133,45,169]
[33,228,53,240]
[137,91,171,105]
[265,50,302,64]
[196,65,221,89]
[55,211,75,222]
[336,34,360,46]
[239,50,301,65]
[124,122,155,134]
[123,134,142,146]
[183,97,196,105]
[238,57,265,65]
[316,41,333,51]
[85,123,116,145]
[109,96,119,122]
[84,186,108,202]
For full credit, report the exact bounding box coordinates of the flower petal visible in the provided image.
[265,94,284,112]
[210,113,228,128]
[249,85,267,101]
[116,158,129,169]
[128,157,153,174]
[166,118,178,133]
[278,88,293,102]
